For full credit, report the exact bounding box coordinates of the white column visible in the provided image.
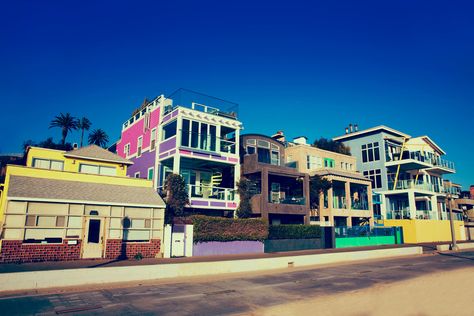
[380,193,387,219]
[408,191,416,219]
[430,195,439,220]
[163,224,172,258]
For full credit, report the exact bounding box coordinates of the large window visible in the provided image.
[79,164,116,176]
[306,155,323,170]
[32,158,64,171]
[162,120,177,140]
[362,142,380,163]
[181,119,218,152]
[363,169,382,189]
[257,147,271,164]
[324,158,335,168]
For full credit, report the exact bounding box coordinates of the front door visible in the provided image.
[171,225,185,257]
[82,218,105,259]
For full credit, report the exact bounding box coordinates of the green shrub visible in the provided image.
[190,215,268,243]
[268,225,321,240]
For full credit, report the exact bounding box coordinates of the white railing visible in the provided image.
[188,184,236,201]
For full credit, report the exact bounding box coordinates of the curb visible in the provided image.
[0,246,423,293]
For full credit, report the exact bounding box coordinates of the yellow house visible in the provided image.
[0,145,165,263]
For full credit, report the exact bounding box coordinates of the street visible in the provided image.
[1,251,473,315]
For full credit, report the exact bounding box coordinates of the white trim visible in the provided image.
[147,167,154,180]
[134,172,141,178]
[7,196,165,208]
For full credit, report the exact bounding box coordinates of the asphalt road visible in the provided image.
[1,251,473,316]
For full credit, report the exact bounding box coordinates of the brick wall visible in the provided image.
[0,239,82,263]
[105,239,161,259]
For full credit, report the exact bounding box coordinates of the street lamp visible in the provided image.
[446,193,459,251]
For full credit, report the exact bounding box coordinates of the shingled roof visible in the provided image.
[64,145,133,165]
[7,176,165,208]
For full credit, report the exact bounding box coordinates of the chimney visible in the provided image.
[345,127,349,134]
[73,143,79,149]
[293,136,307,145]
[349,123,353,133]
[354,124,359,132]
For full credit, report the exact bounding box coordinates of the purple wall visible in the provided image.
[127,150,156,179]
[193,241,264,257]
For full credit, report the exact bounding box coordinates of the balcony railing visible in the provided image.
[180,131,236,154]
[351,199,369,210]
[269,194,306,205]
[388,180,435,192]
[188,184,236,201]
[386,151,455,172]
[431,157,455,171]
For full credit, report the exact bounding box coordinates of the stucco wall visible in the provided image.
[384,219,465,243]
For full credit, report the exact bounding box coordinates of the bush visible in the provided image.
[268,225,321,240]
[190,215,268,243]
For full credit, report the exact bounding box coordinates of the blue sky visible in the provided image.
[1,1,473,188]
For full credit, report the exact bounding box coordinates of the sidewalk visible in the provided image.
[0,244,418,274]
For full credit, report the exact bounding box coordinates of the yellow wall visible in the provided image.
[26,147,128,177]
[385,219,465,243]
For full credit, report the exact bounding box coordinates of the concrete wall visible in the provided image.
[384,219,465,243]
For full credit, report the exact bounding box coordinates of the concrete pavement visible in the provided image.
[1,251,473,315]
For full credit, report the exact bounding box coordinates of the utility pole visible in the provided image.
[447,193,458,251]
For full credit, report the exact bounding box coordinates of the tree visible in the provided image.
[236,178,254,218]
[312,137,351,156]
[163,174,189,224]
[88,129,109,148]
[78,117,92,147]
[309,174,332,210]
[49,113,79,145]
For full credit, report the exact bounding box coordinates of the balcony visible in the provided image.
[187,184,237,210]
[385,151,433,171]
[268,194,306,205]
[428,157,455,174]
[388,179,444,193]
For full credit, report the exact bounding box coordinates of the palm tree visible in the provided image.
[78,117,92,147]
[88,129,109,148]
[49,113,79,145]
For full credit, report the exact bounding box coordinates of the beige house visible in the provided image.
[286,137,374,227]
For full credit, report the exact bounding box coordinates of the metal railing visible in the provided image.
[386,150,455,171]
[430,157,455,171]
[268,194,306,205]
[388,180,434,192]
[351,199,369,210]
[188,184,236,201]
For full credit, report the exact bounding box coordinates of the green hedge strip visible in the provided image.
[190,215,268,243]
[268,225,321,240]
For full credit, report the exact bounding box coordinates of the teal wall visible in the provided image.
[335,236,396,248]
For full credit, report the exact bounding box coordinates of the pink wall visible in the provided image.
[117,107,161,157]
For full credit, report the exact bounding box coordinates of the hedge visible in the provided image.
[268,225,321,240]
[190,215,268,243]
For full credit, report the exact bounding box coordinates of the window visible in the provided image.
[134,172,140,178]
[124,143,130,157]
[137,136,143,157]
[181,119,190,147]
[271,151,280,166]
[362,142,380,163]
[363,169,382,189]
[163,120,177,141]
[324,158,335,168]
[150,128,156,151]
[191,121,199,148]
[257,147,271,164]
[148,167,154,180]
[247,146,256,155]
[25,215,66,227]
[32,158,64,171]
[306,155,323,170]
[79,164,116,176]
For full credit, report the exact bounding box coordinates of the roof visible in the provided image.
[7,176,165,208]
[419,136,446,155]
[312,169,370,181]
[333,125,410,142]
[64,145,133,165]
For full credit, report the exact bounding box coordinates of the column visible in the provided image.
[430,195,439,220]
[327,187,334,211]
[408,191,416,219]
[345,181,351,210]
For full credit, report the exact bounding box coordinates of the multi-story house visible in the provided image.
[333,125,456,221]
[240,134,310,225]
[117,89,243,217]
[285,136,373,227]
[0,145,165,263]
